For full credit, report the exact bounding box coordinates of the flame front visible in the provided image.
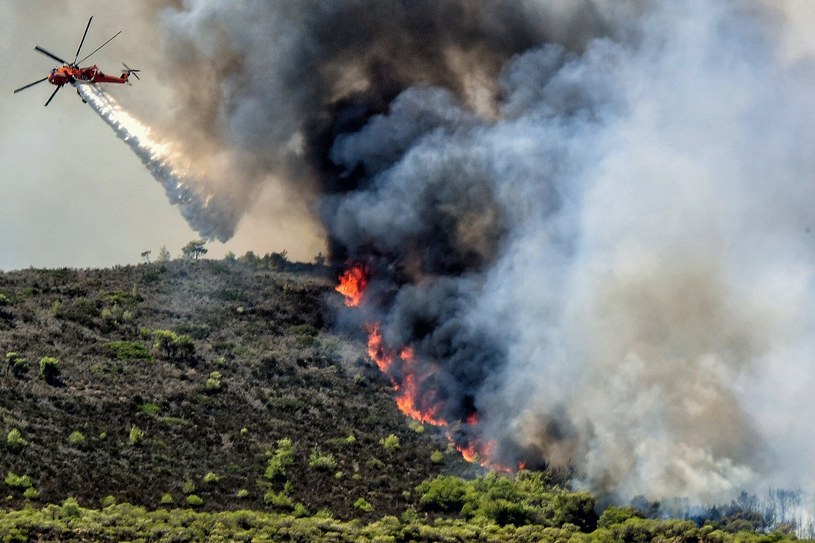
[336,264,369,307]
[338,266,519,469]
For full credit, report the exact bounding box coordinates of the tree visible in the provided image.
[157,246,171,262]
[182,240,208,260]
[39,356,60,385]
[140,250,151,264]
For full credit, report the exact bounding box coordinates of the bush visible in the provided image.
[23,487,39,500]
[107,341,151,361]
[4,471,32,489]
[6,352,28,375]
[309,448,337,471]
[0,293,9,305]
[598,505,642,528]
[203,472,220,484]
[236,489,250,499]
[6,428,28,450]
[161,493,174,505]
[354,497,374,512]
[139,402,161,416]
[264,490,294,511]
[265,438,296,480]
[100,495,117,507]
[181,480,196,494]
[39,356,60,384]
[186,494,204,507]
[153,330,195,361]
[417,476,471,513]
[129,425,145,446]
[379,434,400,451]
[68,430,86,445]
[430,450,444,464]
[61,497,81,517]
[205,371,222,392]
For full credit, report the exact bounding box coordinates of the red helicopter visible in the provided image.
[13,16,140,106]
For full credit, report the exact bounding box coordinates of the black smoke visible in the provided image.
[153,0,815,506]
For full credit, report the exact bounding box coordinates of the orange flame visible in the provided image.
[338,264,522,471]
[336,264,369,307]
[365,322,394,372]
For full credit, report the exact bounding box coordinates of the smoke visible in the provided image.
[77,84,236,241]
[146,0,815,505]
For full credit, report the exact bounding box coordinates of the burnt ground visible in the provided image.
[0,259,476,519]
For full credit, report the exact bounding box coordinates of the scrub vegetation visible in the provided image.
[0,257,806,541]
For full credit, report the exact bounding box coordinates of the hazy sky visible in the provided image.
[1,1,324,271]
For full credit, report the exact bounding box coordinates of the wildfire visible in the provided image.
[336,264,369,307]
[337,264,521,471]
[365,322,393,372]
[397,348,447,425]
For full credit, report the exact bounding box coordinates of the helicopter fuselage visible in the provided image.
[48,65,130,87]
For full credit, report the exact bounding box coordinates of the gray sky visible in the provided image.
[1,1,324,271]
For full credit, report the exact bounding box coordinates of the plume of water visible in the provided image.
[75,83,234,241]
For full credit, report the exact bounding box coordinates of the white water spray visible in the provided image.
[76,84,234,241]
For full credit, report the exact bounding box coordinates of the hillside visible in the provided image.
[0,258,475,517]
[0,258,808,542]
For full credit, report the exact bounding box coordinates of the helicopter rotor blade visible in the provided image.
[34,46,69,65]
[73,16,93,65]
[44,85,61,107]
[122,63,140,80]
[76,30,121,66]
[13,77,49,94]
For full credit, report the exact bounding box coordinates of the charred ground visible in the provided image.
[0,257,476,518]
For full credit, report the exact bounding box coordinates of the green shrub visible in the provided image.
[61,497,81,518]
[430,450,444,464]
[186,494,204,507]
[100,495,117,507]
[6,352,28,375]
[203,471,220,484]
[263,490,294,511]
[598,505,642,528]
[4,471,32,489]
[0,293,10,305]
[309,448,337,470]
[335,471,345,480]
[107,341,151,361]
[128,425,145,446]
[417,476,471,513]
[181,480,196,494]
[379,434,400,451]
[205,371,222,392]
[153,330,195,361]
[23,487,39,500]
[354,497,374,512]
[264,438,295,480]
[160,493,174,505]
[236,489,250,499]
[409,421,425,434]
[139,402,161,416]
[6,428,28,450]
[68,430,85,445]
[39,356,60,383]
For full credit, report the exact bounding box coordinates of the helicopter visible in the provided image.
[13,16,140,106]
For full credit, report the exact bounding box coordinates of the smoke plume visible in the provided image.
[146,0,815,505]
[77,83,236,241]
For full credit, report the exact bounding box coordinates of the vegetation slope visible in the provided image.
[0,256,807,542]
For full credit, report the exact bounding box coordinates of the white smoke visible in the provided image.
[321,1,815,506]
[76,83,235,241]
[469,2,815,504]
[130,0,815,509]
